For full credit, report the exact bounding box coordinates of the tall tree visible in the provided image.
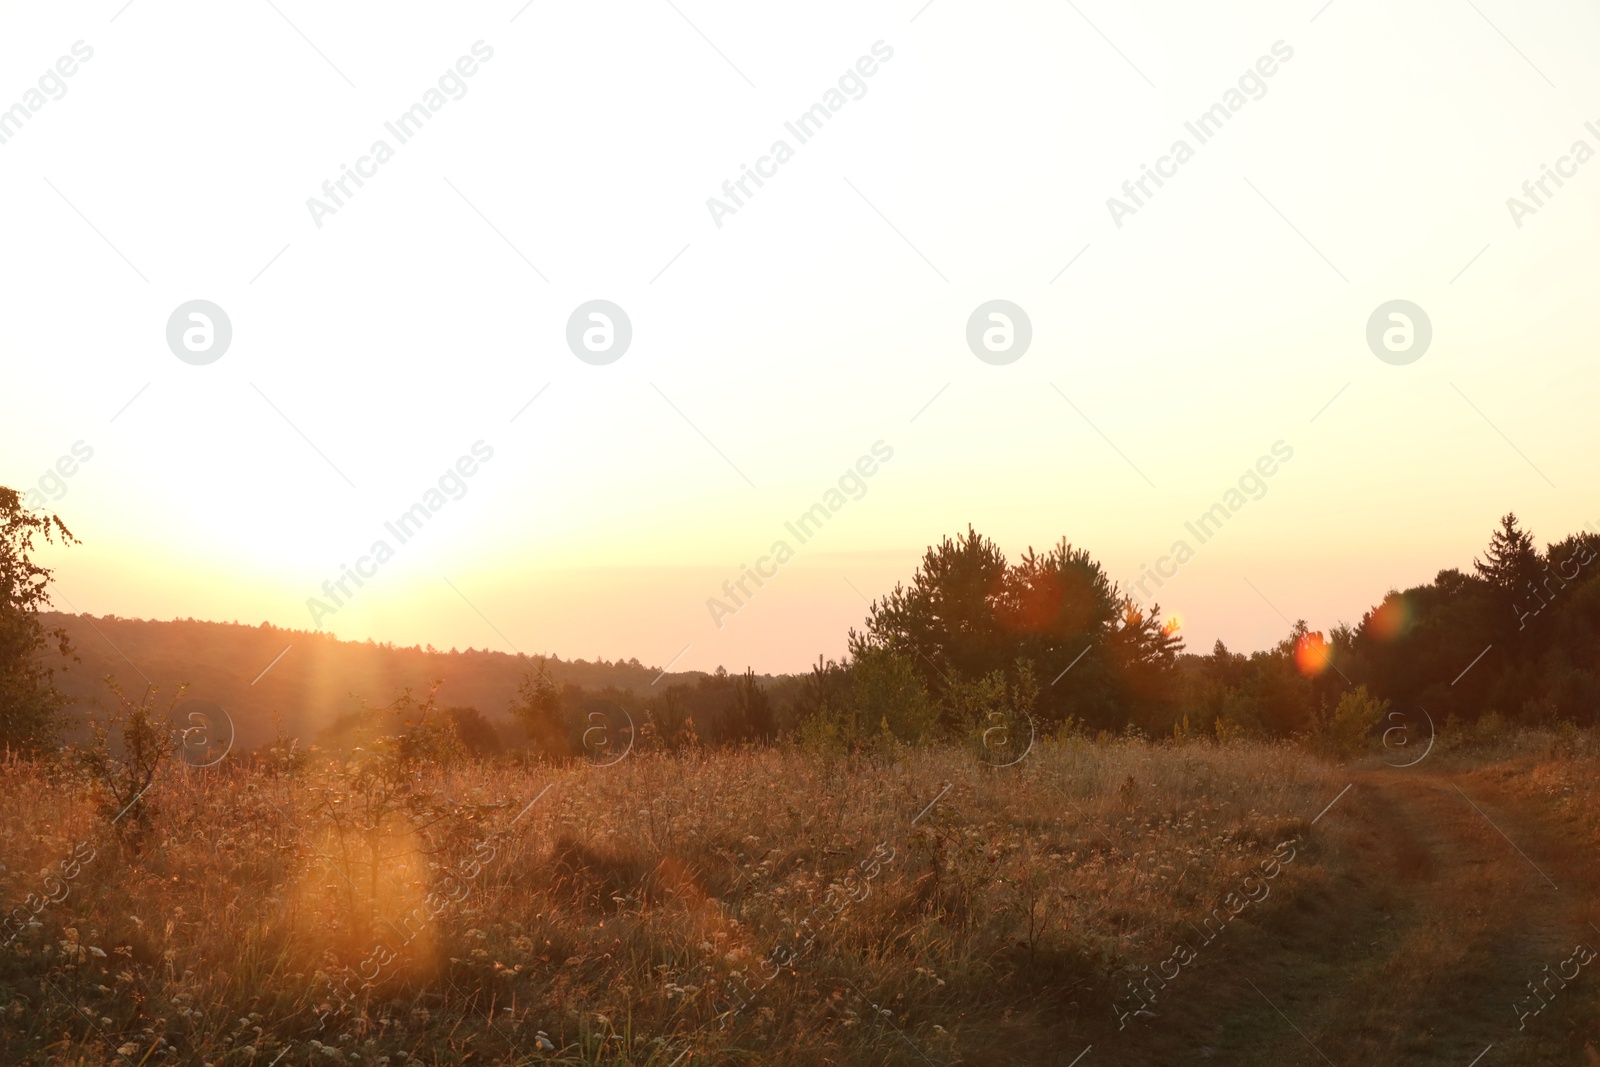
[850,526,1011,688]
[0,487,78,754]
[1474,513,1542,593]
[731,667,776,742]
[849,527,1182,730]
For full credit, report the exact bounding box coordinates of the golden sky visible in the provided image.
[4,0,1597,672]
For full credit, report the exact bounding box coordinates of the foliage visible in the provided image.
[1310,684,1387,759]
[508,658,565,757]
[0,737,1340,1066]
[848,526,1183,734]
[731,667,776,743]
[796,646,937,753]
[1170,514,1600,747]
[72,679,183,849]
[310,684,480,941]
[0,486,78,755]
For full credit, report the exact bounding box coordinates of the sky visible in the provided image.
[3,0,1599,675]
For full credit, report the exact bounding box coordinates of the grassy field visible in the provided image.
[2,729,1598,1065]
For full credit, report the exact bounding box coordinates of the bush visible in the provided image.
[508,660,566,758]
[1312,684,1387,760]
[793,647,943,756]
[73,679,182,849]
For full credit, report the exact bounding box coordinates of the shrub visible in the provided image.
[1312,684,1387,760]
[73,679,182,849]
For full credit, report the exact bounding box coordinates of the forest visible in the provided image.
[4,479,1594,764]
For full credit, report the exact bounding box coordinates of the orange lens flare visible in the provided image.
[1367,596,1411,641]
[1295,632,1333,676]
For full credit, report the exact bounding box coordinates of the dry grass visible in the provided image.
[0,738,1340,1066]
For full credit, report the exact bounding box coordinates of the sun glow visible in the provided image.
[1294,632,1333,677]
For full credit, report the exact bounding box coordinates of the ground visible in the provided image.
[1096,756,1600,1067]
[3,734,1598,1065]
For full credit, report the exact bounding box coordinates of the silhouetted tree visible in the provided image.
[0,487,78,754]
[444,706,503,757]
[730,668,775,742]
[791,655,852,725]
[1476,513,1544,634]
[508,659,565,758]
[849,527,1182,731]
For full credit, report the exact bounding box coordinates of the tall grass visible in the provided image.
[0,737,1339,1065]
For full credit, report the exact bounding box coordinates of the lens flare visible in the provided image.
[1295,632,1333,676]
[1367,595,1411,641]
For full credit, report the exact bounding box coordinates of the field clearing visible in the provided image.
[1,739,1341,1066]
[8,728,1600,1066]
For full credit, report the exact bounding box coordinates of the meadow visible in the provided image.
[0,729,1348,1067]
[9,514,1600,1063]
[9,694,1600,1067]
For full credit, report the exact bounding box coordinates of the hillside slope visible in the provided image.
[35,612,722,750]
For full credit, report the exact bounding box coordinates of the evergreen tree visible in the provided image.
[1474,512,1541,592]
[731,667,775,742]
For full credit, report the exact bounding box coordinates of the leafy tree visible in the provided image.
[75,680,181,850]
[793,649,936,752]
[443,706,503,757]
[1312,684,1387,759]
[508,659,566,758]
[851,646,937,744]
[850,527,1182,731]
[0,487,78,754]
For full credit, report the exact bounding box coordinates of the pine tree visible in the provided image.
[731,667,775,742]
[1473,512,1541,591]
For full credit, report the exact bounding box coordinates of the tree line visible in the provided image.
[4,477,1596,759]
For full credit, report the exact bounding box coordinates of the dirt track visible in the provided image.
[1095,762,1600,1067]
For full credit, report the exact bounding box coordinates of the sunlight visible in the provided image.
[1294,632,1333,677]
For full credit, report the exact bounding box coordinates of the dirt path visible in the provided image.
[1081,761,1600,1066]
[1207,764,1598,1066]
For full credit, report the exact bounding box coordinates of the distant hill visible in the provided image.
[37,613,725,752]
